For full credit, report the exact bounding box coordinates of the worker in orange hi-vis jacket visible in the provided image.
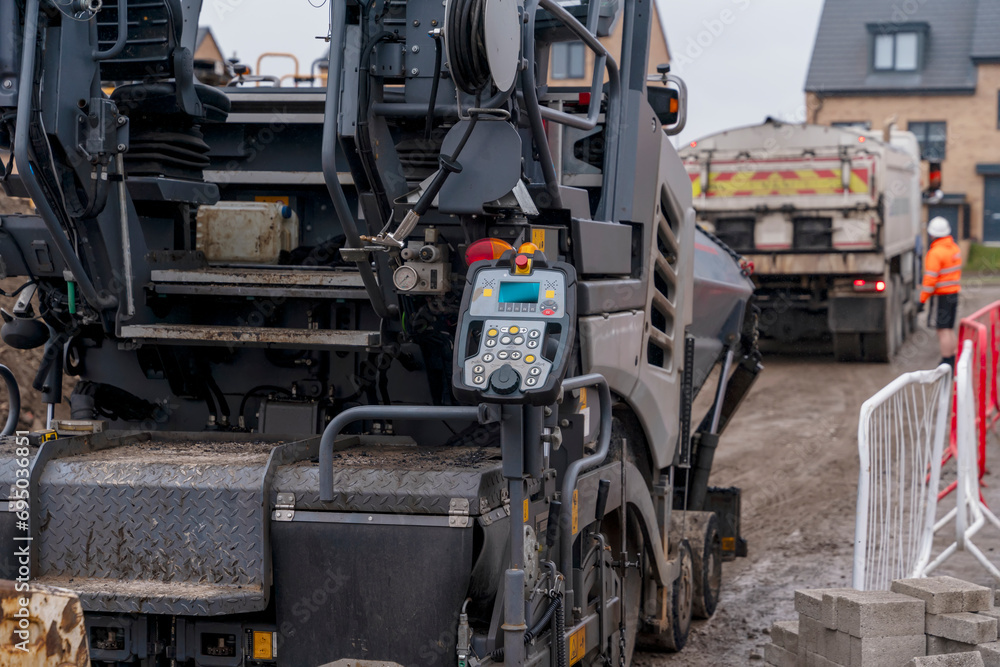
[919,217,963,368]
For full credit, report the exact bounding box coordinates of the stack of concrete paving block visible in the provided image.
[766,577,1000,667]
[891,577,1000,666]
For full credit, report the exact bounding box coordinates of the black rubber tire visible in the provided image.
[691,515,722,620]
[593,508,644,666]
[857,280,894,363]
[861,331,890,363]
[638,540,693,653]
[891,274,905,350]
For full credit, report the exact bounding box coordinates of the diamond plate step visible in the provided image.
[31,432,316,616]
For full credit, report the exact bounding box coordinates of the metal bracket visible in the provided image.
[7,484,21,511]
[448,497,471,528]
[479,505,508,527]
[78,97,129,163]
[273,492,295,522]
[339,246,392,262]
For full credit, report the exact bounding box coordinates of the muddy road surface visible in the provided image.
[637,284,999,666]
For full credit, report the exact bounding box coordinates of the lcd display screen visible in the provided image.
[498,282,540,303]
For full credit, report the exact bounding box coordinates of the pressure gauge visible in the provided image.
[393,265,419,292]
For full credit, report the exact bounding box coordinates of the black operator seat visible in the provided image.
[96,0,230,180]
[96,0,230,123]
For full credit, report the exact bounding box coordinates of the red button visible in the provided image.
[542,309,555,316]
[515,254,529,268]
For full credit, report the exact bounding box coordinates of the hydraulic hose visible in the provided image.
[525,594,561,643]
[0,364,21,437]
[488,593,564,662]
[447,0,491,94]
[424,32,444,142]
[206,373,230,425]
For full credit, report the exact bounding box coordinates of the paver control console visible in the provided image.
[452,248,577,405]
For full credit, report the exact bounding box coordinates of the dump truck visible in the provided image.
[0,0,761,665]
[681,121,922,362]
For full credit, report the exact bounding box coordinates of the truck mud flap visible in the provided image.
[829,296,886,333]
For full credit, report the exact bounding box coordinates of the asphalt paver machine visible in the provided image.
[0,0,760,664]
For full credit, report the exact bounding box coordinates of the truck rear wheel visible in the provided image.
[861,280,896,362]
[670,511,722,619]
[691,516,722,619]
[892,274,905,349]
[638,539,693,652]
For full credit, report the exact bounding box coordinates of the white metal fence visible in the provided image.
[924,341,1000,581]
[853,364,953,590]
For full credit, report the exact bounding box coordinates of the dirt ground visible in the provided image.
[636,283,1000,666]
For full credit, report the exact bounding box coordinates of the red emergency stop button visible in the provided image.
[515,255,529,268]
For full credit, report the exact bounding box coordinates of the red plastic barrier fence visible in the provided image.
[939,300,1000,500]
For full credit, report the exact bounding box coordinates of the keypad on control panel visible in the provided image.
[464,320,552,391]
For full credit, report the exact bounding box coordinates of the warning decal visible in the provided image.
[690,165,872,199]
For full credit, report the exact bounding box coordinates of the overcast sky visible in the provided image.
[205,0,825,145]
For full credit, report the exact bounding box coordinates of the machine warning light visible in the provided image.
[465,238,514,266]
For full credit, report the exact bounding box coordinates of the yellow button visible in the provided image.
[483,288,493,297]
[509,326,519,334]
[488,329,498,337]
[546,290,555,299]
[525,355,535,364]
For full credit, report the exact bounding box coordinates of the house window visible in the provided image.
[832,121,872,130]
[873,32,920,71]
[908,121,947,161]
[552,42,585,80]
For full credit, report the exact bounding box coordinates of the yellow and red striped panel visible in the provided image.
[690,166,872,198]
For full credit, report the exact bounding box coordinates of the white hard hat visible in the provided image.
[927,216,951,238]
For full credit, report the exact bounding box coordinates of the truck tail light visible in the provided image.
[853,279,886,293]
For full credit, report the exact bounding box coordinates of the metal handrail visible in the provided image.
[536,0,621,133]
[321,0,390,318]
[14,0,117,310]
[93,0,128,60]
[318,404,498,501]
[558,373,612,587]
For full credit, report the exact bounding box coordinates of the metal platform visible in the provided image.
[272,443,506,517]
[118,324,380,349]
[148,266,369,300]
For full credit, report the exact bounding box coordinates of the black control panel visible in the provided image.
[452,250,576,405]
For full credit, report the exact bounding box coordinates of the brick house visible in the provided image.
[805,0,1000,244]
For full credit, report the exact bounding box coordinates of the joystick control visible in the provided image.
[489,363,521,395]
